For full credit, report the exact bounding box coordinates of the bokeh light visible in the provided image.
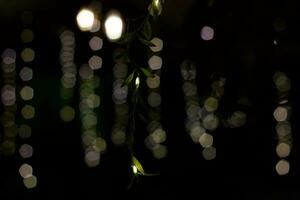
[23,175,37,189]
[85,150,100,167]
[105,11,124,41]
[2,48,16,65]
[273,106,288,122]
[60,106,75,122]
[19,144,33,159]
[21,105,35,119]
[146,75,160,89]
[147,92,162,107]
[20,86,34,101]
[199,133,213,148]
[19,67,33,81]
[21,48,35,63]
[148,55,162,70]
[89,36,103,51]
[150,128,167,144]
[202,146,216,160]
[77,9,95,31]
[201,26,214,41]
[19,124,32,139]
[88,55,103,70]
[19,164,33,178]
[150,37,163,52]
[204,97,218,112]
[21,29,34,43]
[276,142,291,158]
[152,144,167,159]
[275,159,290,175]
[1,85,16,106]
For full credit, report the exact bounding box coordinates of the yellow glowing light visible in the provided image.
[132,165,138,174]
[77,9,95,31]
[105,12,123,41]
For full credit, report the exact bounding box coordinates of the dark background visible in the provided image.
[1,0,300,199]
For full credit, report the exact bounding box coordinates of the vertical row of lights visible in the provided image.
[145,37,167,159]
[59,30,76,122]
[180,60,216,160]
[273,71,292,176]
[111,48,128,146]
[0,49,17,156]
[79,64,106,167]
[18,11,37,189]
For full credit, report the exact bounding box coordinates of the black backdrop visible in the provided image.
[1,0,300,199]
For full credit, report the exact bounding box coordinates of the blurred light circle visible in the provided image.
[60,106,75,122]
[19,164,33,178]
[276,159,290,176]
[1,85,16,106]
[85,150,100,167]
[21,29,34,43]
[21,105,35,119]
[150,128,167,144]
[276,142,291,158]
[273,72,290,93]
[2,63,16,73]
[199,133,213,148]
[204,97,218,112]
[89,36,103,51]
[201,26,214,41]
[152,144,167,159]
[2,48,16,65]
[146,75,160,89]
[90,18,101,33]
[86,94,101,109]
[19,124,32,139]
[147,92,161,107]
[19,67,33,81]
[77,9,95,31]
[228,111,247,128]
[105,12,124,41]
[92,137,107,152]
[88,55,103,70]
[21,48,35,63]
[23,175,37,189]
[276,121,291,139]
[79,64,94,80]
[202,146,216,160]
[203,114,219,131]
[148,55,162,70]
[150,37,163,52]
[19,144,33,159]
[273,106,288,122]
[20,86,34,101]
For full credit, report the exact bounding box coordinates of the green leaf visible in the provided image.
[138,37,155,47]
[142,20,152,40]
[132,156,145,175]
[124,72,135,86]
[140,67,154,77]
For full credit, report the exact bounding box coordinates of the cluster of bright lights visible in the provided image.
[0,49,17,156]
[273,71,292,176]
[18,22,37,189]
[111,48,129,146]
[79,64,106,167]
[59,30,77,122]
[145,37,167,159]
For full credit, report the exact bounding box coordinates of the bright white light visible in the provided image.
[77,9,95,31]
[105,12,123,41]
[135,77,140,88]
[132,165,138,174]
